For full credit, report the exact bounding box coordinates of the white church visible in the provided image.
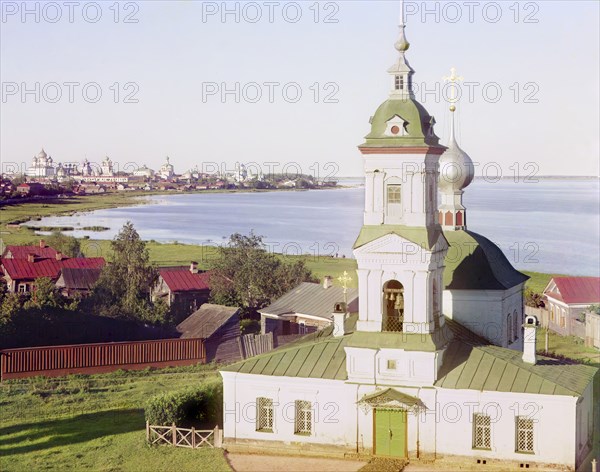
[220,5,597,470]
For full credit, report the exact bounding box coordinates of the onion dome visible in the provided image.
[439,121,475,193]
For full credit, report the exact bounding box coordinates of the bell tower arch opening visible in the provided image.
[383,280,405,332]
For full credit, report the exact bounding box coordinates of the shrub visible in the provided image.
[145,377,222,427]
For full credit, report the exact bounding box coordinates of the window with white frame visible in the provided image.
[18,284,27,293]
[294,400,312,435]
[473,414,491,449]
[516,416,534,453]
[387,185,402,204]
[256,397,274,432]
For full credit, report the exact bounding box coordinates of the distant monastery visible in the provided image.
[219,3,597,470]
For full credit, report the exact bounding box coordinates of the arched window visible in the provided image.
[383,280,404,332]
[507,313,513,344]
[456,211,463,226]
[513,310,519,340]
[445,211,453,226]
[438,212,443,225]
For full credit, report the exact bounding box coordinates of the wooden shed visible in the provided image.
[176,304,241,363]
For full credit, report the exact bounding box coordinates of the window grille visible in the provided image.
[473,414,491,449]
[516,417,534,453]
[387,185,402,204]
[256,397,274,431]
[295,400,312,435]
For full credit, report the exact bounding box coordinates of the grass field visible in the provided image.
[0,365,230,472]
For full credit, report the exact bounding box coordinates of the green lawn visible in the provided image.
[0,366,230,472]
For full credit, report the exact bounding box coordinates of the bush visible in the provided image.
[145,377,222,427]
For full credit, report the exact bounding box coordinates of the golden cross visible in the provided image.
[443,67,464,105]
[337,271,352,305]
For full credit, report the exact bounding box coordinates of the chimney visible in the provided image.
[323,276,333,289]
[332,302,347,338]
[39,239,45,248]
[522,315,539,364]
[27,253,35,263]
[55,252,63,261]
[190,261,199,274]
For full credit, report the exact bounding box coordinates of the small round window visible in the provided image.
[391,125,400,135]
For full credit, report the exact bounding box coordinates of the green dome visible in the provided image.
[361,98,441,148]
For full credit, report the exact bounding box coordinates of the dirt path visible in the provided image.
[226,452,368,472]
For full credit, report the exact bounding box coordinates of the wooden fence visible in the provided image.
[0,338,205,380]
[239,332,273,358]
[146,422,222,449]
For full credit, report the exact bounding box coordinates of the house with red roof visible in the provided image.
[543,276,600,336]
[152,262,211,321]
[1,251,105,294]
[2,240,58,260]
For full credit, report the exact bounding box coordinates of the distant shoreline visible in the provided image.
[337,176,600,181]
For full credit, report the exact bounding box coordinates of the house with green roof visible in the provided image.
[220,3,597,470]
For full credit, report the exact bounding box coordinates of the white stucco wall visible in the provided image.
[443,283,525,350]
[221,370,587,469]
[433,389,578,468]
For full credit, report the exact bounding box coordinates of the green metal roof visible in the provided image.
[435,337,598,396]
[222,316,598,397]
[443,230,529,290]
[360,98,441,148]
[353,225,447,251]
[346,324,453,352]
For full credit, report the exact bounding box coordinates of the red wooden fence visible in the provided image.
[0,338,205,380]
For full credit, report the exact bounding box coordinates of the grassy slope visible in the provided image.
[0,366,230,472]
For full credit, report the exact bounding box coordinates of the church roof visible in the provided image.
[353,225,446,251]
[360,98,442,148]
[353,227,527,291]
[221,316,597,397]
[435,323,598,396]
[443,230,529,290]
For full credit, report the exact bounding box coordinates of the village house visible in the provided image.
[55,267,103,297]
[176,304,241,363]
[16,182,45,196]
[260,277,358,336]
[152,263,211,320]
[1,252,105,293]
[219,6,598,470]
[2,240,58,260]
[543,276,600,336]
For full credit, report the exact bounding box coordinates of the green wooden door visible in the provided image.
[375,409,407,458]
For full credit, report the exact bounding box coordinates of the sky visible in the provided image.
[1,0,599,178]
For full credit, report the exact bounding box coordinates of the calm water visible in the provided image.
[26,179,600,277]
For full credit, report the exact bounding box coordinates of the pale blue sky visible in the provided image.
[1,1,599,177]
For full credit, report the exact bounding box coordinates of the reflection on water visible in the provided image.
[26,179,600,276]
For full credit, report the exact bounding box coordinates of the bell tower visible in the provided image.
[352,1,448,336]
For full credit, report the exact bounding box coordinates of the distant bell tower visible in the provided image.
[353,1,449,335]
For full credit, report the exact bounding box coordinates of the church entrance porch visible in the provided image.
[374,409,408,458]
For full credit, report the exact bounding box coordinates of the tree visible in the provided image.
[23,277,59,310]
[524,288,545,308]
[209,232,317,317]
[92,222,164,323]
[46,231,82,257]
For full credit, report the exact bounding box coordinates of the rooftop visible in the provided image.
[222,316,597,397]
[159,268,211,292]
[177,303,239,339]
[1,257,105,281]
[544,277,600,305]
[260,282,359,321]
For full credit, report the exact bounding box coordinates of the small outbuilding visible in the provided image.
[177,304,241,363]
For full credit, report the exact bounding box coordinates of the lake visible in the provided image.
[26,179,600,277]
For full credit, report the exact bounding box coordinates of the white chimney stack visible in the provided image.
[522,315,539,364]
[323,276,333,289]
[190,261,199,274]
[332,302,347,337]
